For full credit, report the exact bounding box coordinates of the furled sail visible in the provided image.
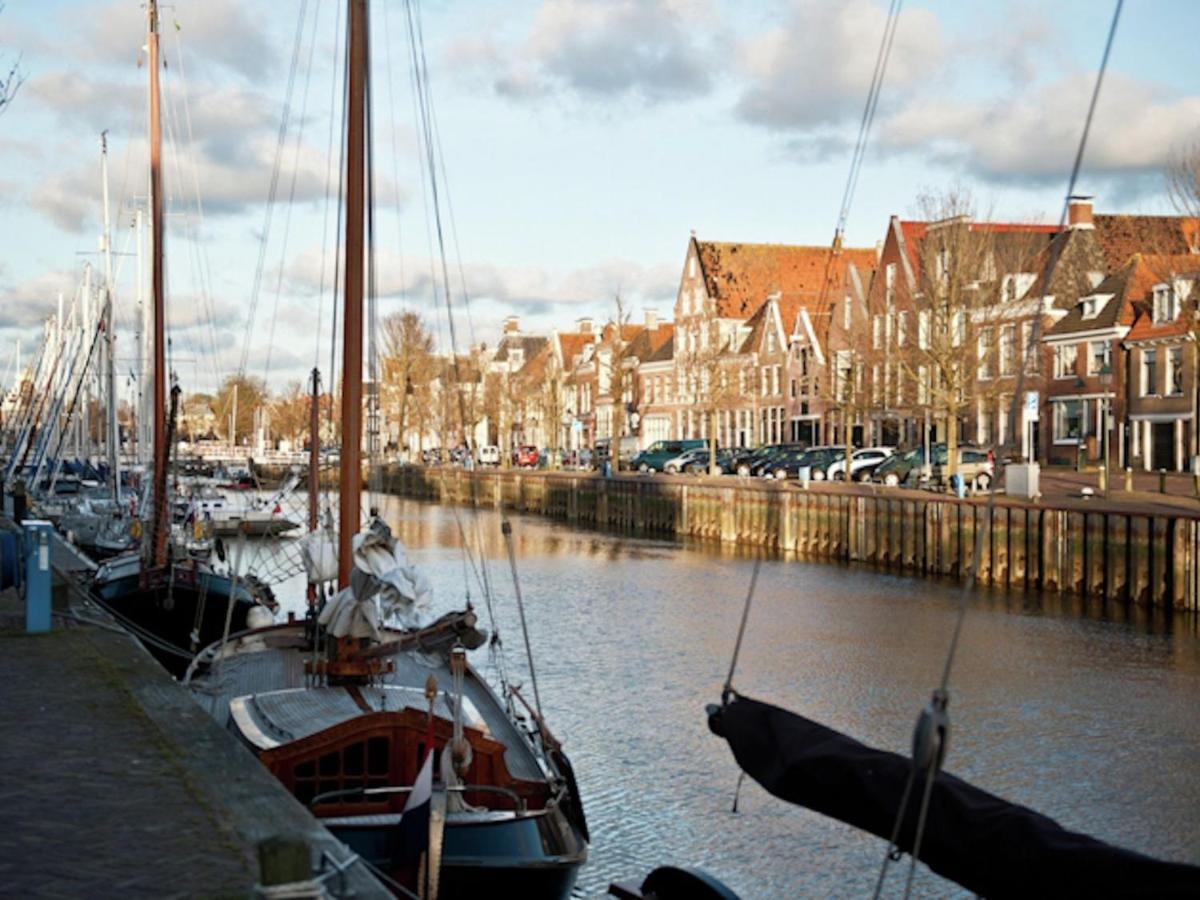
[709,695,1200,898]
[318,519,432,637]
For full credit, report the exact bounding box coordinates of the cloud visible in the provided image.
[452,0,719,104]
[0,269,79,329]
[878,72,1200,185]
[70,0,279,81]
[734,0,946,131]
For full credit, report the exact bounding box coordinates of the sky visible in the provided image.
[1,0,1198,397]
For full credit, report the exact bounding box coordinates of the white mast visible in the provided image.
[101,132,121,501]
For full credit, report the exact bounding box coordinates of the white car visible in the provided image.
[476,445,501,466]
[662,447,709,474]
[826,446,895,481]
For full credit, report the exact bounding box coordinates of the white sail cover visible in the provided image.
[300,527,339,584]
[318,519,433,638]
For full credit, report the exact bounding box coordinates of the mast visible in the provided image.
[148,0,168,567]
[101,132,121,502]
[339,0,367,589]
[308,367,320,609]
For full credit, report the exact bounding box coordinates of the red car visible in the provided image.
[515,445,540,467]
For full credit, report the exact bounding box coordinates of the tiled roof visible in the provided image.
[557,332,593,368]
[646,333,674,363]
[1124,256,1200,342]
[1045,258,1137,337]
[695,240,877,320]
[624,323,675,363]
[492,334,548,363]
[1093,214,1200,271]
[736,301,771,354]
[516,343,553,381]
[899,219,1060,290]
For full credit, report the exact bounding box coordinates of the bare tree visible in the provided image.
[0,4,24,118]
[679,319,748,474]
[600,293,631,449]
[898,189,1048,481]
[380,311,434,460]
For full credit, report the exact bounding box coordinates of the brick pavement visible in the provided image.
[0,590,386,899]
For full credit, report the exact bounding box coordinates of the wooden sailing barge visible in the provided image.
[187,1,587,893]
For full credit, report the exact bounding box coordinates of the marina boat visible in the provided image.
[183,1,589,892]
[89,0,277,675]
[173,480,301,538]
[184,522,588,896]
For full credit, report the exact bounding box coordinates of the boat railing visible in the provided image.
[311,782,527,812]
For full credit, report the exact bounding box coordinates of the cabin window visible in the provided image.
[291,738,393,809]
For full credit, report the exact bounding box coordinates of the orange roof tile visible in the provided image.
[1124,255,1200,341]
[1094,214,1200,271]
[695,241,877,321]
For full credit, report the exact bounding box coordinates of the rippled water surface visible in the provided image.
[265,497,1200,898]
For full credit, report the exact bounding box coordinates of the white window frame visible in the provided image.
[1141,348,1157,397]
[1053,344,1077,380]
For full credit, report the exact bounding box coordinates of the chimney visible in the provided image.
[644,309,658,330]
[1068,195,1094,229]
[503,315,520,334]
[577,317,593,335]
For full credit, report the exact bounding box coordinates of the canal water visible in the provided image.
[263,496,1200,898]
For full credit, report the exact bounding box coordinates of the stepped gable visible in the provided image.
[695,241,877,322]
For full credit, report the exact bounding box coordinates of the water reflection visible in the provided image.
[270,497,1200,897]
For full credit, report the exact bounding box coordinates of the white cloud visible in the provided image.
[735,0,946,132]
[452,0,719,104]
[0,269,79,329]
[879,72,1200,183]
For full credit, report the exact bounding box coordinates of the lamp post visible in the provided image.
[1099,365,1113,499]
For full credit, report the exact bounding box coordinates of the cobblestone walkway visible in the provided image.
[0,625,252,898]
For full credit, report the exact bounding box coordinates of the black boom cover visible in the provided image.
[709,695,1200,898]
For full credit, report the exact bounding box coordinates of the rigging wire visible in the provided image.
[875,4,1126,897]
[238,0,311,379]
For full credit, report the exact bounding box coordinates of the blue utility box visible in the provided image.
[23,519,52,633]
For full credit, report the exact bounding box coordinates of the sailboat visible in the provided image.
[90,0,276,677]
[184,1,588,894]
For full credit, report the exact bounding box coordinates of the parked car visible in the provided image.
[744,443,808,477]
[871,447,928,486]
[514,445,540,468]
[421,447,444,465]
[826,446,895,481]
[476,445,501,466]
[662,447,710,474]
[931,445,995,490]
[632,439,707,473]
[767,446,845,480]
[683,447,751,475]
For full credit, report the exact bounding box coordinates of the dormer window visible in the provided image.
[1152,284,1178,324]
[1080,293,1110,320]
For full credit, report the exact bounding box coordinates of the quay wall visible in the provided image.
[367,465,1200,613]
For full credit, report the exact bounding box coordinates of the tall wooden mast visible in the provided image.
[339,0,367,589]
[147,0,168,567]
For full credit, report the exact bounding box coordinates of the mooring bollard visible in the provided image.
[1159,469,1168,494]
[22,519,52,634]
[1124,468,1133,492]
[257,835,313,891]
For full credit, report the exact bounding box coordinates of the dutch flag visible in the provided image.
[397,749,433,865]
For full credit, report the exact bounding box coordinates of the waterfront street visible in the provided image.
[321,496,1200,897]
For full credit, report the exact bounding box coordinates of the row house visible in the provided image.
[1039,201,1200,467]
[846,211,1061,453]
[662,234,877,448]
[1121,257,1200,471]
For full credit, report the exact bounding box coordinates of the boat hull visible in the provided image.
[94,562,274,677]
[329,808,585,899]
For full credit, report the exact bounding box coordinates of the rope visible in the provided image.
[500,518,543,726]
[721,556,762,703]
[875,4,1125,896]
